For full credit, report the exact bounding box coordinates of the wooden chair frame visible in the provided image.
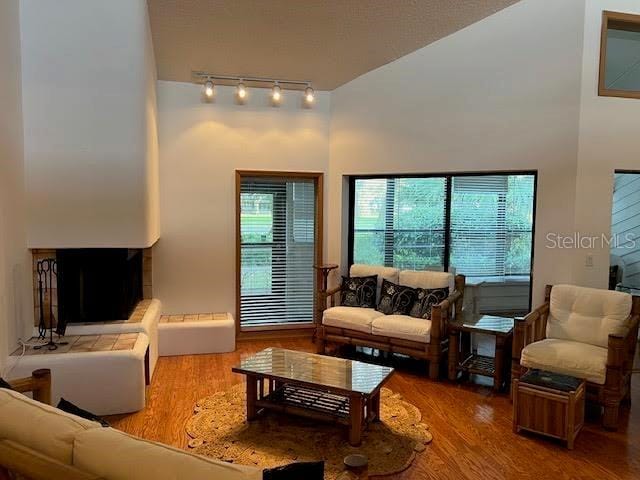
[316,274,466,379]
[511,285,640,430]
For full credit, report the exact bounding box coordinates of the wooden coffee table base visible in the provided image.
[242,375,380,446]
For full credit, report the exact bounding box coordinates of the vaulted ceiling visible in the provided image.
[147,0,519,90]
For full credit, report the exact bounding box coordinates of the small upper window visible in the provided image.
[599,11,640,99]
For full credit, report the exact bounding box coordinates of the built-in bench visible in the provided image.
[158,312,235,356]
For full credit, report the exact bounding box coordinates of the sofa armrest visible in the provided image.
[607,313,640,369]
[325,285,341,308]
[0,440,102,480]
[512,302,549,362]
[430,290,461,342]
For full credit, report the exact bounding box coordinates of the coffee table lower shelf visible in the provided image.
[245,379,379,446]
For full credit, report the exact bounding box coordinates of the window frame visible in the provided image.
[599,10,640,100]
[347,170,538,309]
[236,170,323,336]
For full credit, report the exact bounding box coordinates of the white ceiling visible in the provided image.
[147,0,519,90]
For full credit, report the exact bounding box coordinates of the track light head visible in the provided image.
[237,81,247,100]
[204,80,214,98]
[272,83,282,103]
[304,86,315,104]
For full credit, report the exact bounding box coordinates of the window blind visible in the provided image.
[449,175,534,278]
[352,177,447,270]
[240,177,317,327]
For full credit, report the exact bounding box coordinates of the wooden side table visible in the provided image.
[513,370,585,449]
[448,313,514,391]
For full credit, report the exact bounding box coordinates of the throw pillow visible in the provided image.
[376,279,417,315]
[409,287,450,320]
[57,398,110,427]
[0,378,13,390]
[263,461,324,480]
[340,275,378,308]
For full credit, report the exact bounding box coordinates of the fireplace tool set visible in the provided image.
[35,258,68,351]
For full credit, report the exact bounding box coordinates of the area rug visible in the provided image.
[186,384,432,479]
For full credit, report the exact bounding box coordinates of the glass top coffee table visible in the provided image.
[232,348,394,446]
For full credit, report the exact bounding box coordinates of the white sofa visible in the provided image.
[513,284,639,429]
[318,264,464,379]
[0,387,262,480]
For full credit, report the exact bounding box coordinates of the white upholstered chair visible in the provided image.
[512,284,640,429]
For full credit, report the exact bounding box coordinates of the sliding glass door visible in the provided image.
[237,172,322,330]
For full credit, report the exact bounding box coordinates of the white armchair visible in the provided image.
[512,284,640,429]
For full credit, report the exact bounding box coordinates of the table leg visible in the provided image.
[494,336,506,391]
[349,394,364,446]
[448,330,459,381]
[246,375,258,421]
[368,391,381,422]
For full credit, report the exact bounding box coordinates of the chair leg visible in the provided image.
[316,337,325,354]
[603,403,620,430]
[428,360,439,380]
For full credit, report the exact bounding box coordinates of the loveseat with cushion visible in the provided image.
[317,264,465,379]
[512,284,640,429]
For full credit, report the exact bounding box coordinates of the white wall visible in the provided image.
[328,0,585,306]
[154,81,330,314]
[572,0,640,289]
[0,0,31,372]
[20,0,160,248]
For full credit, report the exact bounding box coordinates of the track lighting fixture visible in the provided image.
[204,80,214,98]
[271,83,282,103]
[193,72,314,108]
[304,86,315,104]
[237,81,247,100]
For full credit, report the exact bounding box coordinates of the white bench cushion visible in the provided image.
[372,315,431,343]
[399,270,454,292]
[547,284,631,348]
[0,389,100,465]
[322,306,383,333]
[73,427,262,480]
[520,338,608,385]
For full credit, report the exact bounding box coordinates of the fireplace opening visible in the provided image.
[57,248,143,324]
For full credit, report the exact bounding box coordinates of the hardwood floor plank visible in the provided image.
[107,338,640,479]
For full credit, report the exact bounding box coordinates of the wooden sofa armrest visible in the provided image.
[607,312,640,369]
[430,290,462,342]
[0,440,102,480]
[512,302,550,361]
[326,285,341,308]
[7,369,51,405]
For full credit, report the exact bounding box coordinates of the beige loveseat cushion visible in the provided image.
[0,388,101,464]
[323,306,383,333]
[520,338,608,385]
[547,284,631,348]
[372,315,431,343]
[399,270,454,292]
[73,427,262,480]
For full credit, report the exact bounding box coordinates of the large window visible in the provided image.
[237,172,322,329]
[350,173,536,284]
[599,11,640,99]
[610,171,640,293]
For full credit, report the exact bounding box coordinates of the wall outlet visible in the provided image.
[585,254,594,268]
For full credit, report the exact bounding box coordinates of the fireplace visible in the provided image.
[57,249,143,324]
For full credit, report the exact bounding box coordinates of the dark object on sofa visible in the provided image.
[57,398,110,427]
[0,378,13,390]
[376,279,417,315]
[263,461,324,480]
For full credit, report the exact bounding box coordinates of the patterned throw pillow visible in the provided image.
[376,279,417,315]
[409,287,450,320]
[340,275,378,308]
